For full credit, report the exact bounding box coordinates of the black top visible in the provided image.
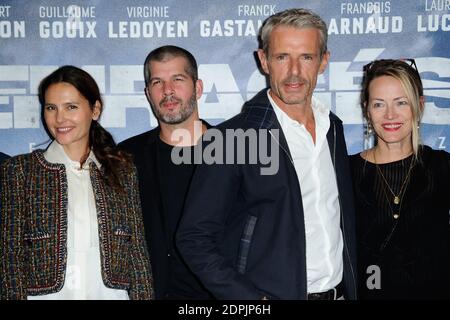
[350,146,450,299]
[156,137,213,299]
[118,121,214,299]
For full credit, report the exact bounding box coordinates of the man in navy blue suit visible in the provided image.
[177,8,357,300]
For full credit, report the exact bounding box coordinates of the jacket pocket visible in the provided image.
[113,226,132,238]
[24,230,52,241]
[110,225,132,287]
[24,229,58,290]
[236,215,258,274]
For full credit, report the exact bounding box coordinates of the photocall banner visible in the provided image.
[0,0,449,156]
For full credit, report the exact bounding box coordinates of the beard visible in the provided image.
[152,91,197,125]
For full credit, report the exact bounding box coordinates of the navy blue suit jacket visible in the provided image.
[0,152,9,164]
[177,89,358,299]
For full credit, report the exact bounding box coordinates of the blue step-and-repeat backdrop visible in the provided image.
[1,0,449,156]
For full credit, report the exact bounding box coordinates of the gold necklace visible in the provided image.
[373,150,415,219]
[378,174,403,220]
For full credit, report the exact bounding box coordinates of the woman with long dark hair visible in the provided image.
[0,65,153,300]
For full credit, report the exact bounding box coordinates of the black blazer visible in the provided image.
[118,121,212,299]
[0,152,9,164]
[177,89,358,299]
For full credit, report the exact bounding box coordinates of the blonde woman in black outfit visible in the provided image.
[350,59,450,299]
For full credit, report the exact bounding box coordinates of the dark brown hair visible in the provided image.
[143,45,198,86]
[38,65,132,190]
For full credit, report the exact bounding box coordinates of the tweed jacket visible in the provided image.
[0,150,154,300]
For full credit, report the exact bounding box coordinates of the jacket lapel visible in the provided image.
[326,119,336,167]
[139,130,168,248]
[242,89,293,162]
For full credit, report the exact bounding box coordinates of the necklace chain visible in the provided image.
[373,150,415,219]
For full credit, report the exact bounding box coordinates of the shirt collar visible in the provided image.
[44,140,101,170]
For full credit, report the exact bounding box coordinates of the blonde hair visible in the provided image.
[361,59,424,158]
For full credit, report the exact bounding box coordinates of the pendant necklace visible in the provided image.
[373,150,415,219]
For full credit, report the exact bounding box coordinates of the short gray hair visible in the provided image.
[259,8,328,58]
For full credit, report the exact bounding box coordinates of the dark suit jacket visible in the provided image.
[177,89,358,299]
[0,152,9,164]
[118,121,212,299]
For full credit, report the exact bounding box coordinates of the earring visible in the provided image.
[366,122,373,135]
[364,121,375,150]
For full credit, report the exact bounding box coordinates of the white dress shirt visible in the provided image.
[28,141,129,300]
[268,91,343,293]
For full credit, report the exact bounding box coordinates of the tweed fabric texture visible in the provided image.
[0,150,154,300]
